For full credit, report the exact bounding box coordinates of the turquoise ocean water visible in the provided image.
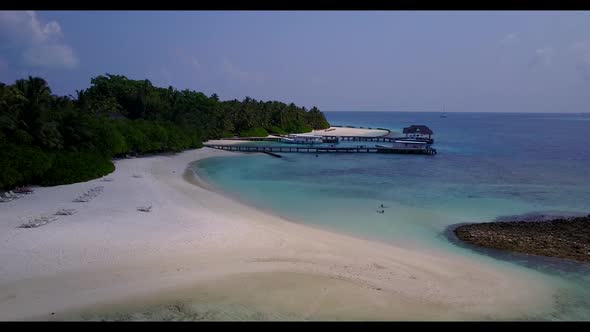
[195,112,590,320]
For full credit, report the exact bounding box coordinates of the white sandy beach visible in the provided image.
[0,148,557,321]
[207,127,392,145]
[312,126,391,137]
[204,127,392,146]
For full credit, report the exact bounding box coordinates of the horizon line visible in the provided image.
[322,110,590,114]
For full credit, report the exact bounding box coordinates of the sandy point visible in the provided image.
[0,148,557,320]
[312,126,391,137]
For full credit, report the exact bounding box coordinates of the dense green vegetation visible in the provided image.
[238,127,269,137]
[0,74,330,189]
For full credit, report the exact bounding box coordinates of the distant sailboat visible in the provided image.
[440,104,447,118]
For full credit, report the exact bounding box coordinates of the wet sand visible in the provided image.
[0,148,557,321]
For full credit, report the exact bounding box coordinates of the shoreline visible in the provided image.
[0,148,560,320]
[188,155,391,241]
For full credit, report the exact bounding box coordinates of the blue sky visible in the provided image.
[1,11,589,112]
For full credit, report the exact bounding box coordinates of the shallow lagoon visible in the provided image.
[197,112,590,320]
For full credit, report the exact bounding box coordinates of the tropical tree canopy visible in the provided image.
[0,75,330,189]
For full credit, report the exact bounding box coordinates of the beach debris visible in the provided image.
[137,205,152,213]
[73,186,104,202]
[18,215,59,228]
[1,191,25,202]
[0,192,13,203]
[132,174,143,178]
[14,187,34,194]
[100,177,115,182]
[55,208,78,216]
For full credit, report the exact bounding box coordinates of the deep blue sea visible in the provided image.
[195,112,590,320]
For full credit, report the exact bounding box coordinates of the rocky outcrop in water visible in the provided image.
[453,215,590,263]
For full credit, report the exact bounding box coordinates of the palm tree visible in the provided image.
[14,76,51,133]
[15,76,51,107]
[12,77,65,149]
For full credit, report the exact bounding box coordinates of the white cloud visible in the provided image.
[572,41,590,53]
[222,58,264,84]
[172,48,201,73]
[572,41,590,81]
[189,57,200,71]
[0,11,78,69]
[160,66,172,86]
[500,33,519,45]
[22,43,78,68]
[223,59,247,81]
[533,47,553,66]
[0,56,7,73]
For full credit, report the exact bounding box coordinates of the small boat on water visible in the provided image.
[376,139,437,155]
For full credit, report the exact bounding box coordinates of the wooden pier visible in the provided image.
[209,126,436,155]
[220,137,283,142]
[322,135,433,144]
[218,135,432,144]
[204,144,437,155]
